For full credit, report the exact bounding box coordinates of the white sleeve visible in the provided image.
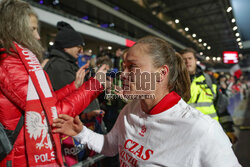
[73,111,123,157]
[196,121,241,167]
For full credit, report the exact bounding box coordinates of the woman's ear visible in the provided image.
[156,65,169,82]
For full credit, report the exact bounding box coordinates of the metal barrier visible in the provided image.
[72,154,105,167]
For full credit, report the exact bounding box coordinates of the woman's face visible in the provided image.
[29,15,40,40]
[122,44,159,97]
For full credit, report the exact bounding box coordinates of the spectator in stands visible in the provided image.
[113,48,123,71]
[96,55,126,131]
[53,36,241,167]
[180,48,238,144]
[240,77,249,99]
[44,21,103,120]
[79,55,114,167]
[0,0,105,166]
[80,55,114,123]
[218,75,227,89]
[44,21,85,90]
[43,21,105,166]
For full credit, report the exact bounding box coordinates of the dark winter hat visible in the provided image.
[54,21,84,49]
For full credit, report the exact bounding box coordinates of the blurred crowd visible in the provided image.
[207,70,249,100]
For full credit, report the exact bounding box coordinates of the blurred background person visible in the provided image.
[180,48,238,144]
[44,21,84,91]
[112,48,123,71]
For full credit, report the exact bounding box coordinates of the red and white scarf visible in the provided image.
[14,43,64,167]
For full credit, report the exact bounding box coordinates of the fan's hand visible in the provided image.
[75,63,89,88]
[53,114,83,136]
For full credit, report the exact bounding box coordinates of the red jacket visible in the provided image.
[0,48,103,166]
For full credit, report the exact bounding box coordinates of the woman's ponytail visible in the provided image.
[170,53,191,102]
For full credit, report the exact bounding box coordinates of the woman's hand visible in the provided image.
[75,63,89,89]
[53,114,83,136]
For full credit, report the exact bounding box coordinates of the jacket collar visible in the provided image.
[149,91,181,115]
[190,66,203,82]
[50,48,77,63]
